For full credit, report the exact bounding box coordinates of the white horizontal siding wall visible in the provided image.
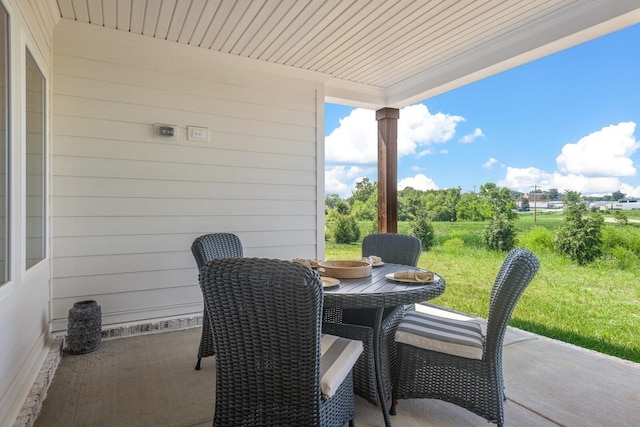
[51,20,325,331]
[0,1,57,425]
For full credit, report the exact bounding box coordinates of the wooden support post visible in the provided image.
[376,108,399,233]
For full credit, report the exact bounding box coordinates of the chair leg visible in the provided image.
[348,419,355,427]
[195,357,202,370]
[390,400,397,415]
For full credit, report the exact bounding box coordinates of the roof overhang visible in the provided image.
[54,0,640,109]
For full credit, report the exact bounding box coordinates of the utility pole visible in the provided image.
[529,185,538,223]
[533,185,537,223]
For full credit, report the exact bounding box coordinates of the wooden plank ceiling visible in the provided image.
[56,0,640,108]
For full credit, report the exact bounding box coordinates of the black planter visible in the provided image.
[67,300,102,354]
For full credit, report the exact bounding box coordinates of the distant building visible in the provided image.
[589,201,614,210]
[612,198,640,210]
[547,201,564,209]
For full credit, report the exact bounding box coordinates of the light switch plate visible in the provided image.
[153,123,178,141]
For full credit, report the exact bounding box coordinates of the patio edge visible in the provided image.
[17,314,205,427]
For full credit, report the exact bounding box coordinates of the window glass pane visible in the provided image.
[25,49,45,269]
[0,5,7,282]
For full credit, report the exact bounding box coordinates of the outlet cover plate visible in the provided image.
[188,126,209,142]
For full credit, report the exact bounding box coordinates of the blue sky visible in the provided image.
[325,23,640,199]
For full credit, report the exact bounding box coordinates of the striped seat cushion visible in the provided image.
[395,306,484,360]
[320,334,363,398]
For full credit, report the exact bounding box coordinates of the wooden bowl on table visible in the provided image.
[317,260,372,278]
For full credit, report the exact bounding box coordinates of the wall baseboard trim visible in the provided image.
[13,337,63,427]
[97,314,204,342]
[17,314,204,427]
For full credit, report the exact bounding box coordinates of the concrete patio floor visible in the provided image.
[32,325,640,427]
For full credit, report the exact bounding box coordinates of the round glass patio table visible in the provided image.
[322,263,445,427]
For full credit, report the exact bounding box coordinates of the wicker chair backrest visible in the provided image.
[485,248,540,356]
[191,232,243,269]
[200,257,325,426]
[362,233,422,267]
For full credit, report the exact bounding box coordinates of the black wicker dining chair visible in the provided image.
[200,257,363,427]
[190,232,243,370]
[323,233,422,406]
[362,233,422,267]
[391,248,540,426]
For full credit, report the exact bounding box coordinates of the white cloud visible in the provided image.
[325,165,375,198]
[498,122,639,196]
[556,122,639,177]
[459,128,485,143]
[398,104,464,156]
[482,157,498,169]
[499,167,552,191]
[398,174,439,191]
[498,166,622,195]
[324,104,464,196]
[325,109,377,164]
[325,104,464,164]
[619,183,640,198]
[547,174,622,195]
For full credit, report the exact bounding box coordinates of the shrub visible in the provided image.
[608,245,639,270]
[553,222,602,265]
[333,215,360,244]
[601,225,640,256]
[482,213,516,252]
[614,210,629,224]
[601,226,626,250]
[629,229,640,254]
[554,214,604,265]
[554,191,604,265]
[410,215,434,251]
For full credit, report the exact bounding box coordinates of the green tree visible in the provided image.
[348,177,376,205]
[410,215,434,251]
[350,199,376,221]
[520,198,530,210]
[562,190,583,207]
[442,187,461,221]
[509,189,523,200]
[479,183,517,220]
[479,183,517,251]
[333,215,360,244]
[335,199,350,215]
[325,194,342,210]
[554,190,604,265]
[326,198,350,223]
[398,187,424,221]
[456,192,488,221]
[483,212,516,251]
[422,188,460,221]
[612,190,625,201]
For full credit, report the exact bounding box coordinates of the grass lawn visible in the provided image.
[325,220,640,363]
